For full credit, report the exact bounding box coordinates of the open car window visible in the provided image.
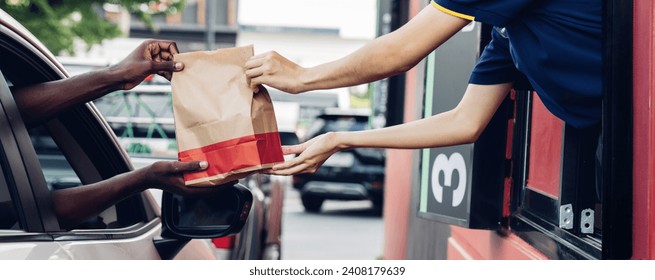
[0,33,150,232]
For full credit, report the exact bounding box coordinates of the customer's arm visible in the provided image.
[12,40,183,126]
[51,160,234,230]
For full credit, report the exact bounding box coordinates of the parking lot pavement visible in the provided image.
[281,187,384,260]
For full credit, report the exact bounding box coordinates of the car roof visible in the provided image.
[56,56,111,68]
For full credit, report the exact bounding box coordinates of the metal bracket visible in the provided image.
[580,208,595,234]
[559,204,574,229]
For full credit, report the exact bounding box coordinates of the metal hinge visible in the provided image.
[559,204,574,229]
[580,208,595,234]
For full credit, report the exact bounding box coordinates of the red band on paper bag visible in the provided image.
[179,132,284,182]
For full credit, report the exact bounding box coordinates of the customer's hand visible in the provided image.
[143,161,236,196]
[110,40,184,90]
[245,51,305,94]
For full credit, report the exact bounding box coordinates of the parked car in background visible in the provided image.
[0,9,245,260]
[293,108,386,213]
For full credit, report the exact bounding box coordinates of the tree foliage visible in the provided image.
[0,0,185,55]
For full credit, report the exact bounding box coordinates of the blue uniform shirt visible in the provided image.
[433,0,602,128]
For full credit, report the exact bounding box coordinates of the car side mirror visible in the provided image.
[161,183,253,239]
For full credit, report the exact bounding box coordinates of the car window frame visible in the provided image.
[0,23,159,238]
[0,69,48,234]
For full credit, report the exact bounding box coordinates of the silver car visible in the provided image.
[0,8,250,260]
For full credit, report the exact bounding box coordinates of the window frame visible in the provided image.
[509,91,603,260]
[506,0,634,260]
[0,23,158,239]
[0,69,48,234]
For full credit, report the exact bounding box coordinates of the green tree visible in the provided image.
[0,0,185,55]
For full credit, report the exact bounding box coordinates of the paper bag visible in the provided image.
[171,45,284,187]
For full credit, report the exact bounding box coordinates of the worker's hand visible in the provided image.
[111,40,184,90]
[245,51,305,94]
[266,132,343,175]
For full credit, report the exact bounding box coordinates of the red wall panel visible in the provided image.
[526,93,563,199]
[632,0,655,260]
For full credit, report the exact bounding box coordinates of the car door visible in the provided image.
[0,14,214,260]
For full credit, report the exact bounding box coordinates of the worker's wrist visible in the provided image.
[331,131,351,150]
[296,67,314,93]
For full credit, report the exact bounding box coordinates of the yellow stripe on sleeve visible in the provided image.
[431,1,475,21]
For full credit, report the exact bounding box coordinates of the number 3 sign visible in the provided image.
[431,152,467,207]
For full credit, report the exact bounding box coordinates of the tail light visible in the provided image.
[370,181,384,189]
[212,235,235,249]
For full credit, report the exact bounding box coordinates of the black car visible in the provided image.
[293,108,386,213]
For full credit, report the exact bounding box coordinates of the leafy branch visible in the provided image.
[1,0,185,55]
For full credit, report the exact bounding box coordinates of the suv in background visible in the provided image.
[293,108,386,213]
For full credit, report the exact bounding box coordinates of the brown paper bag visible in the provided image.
[171,45,284,187]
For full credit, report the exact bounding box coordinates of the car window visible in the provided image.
[307,115,368,137]
[0,170,20,230]
[28,125,81,188]
[3,69,104,230]
[279,132,300,146]
[323,117,367,132]
[1,57,134,230]
[1,71,22,231]
[1,28,155,234]
[92,86,178,161]
[27,115,122,230]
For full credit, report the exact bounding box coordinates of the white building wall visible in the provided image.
[237,0,377,40]
[235,0,379,136]
[237,31,371,72]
